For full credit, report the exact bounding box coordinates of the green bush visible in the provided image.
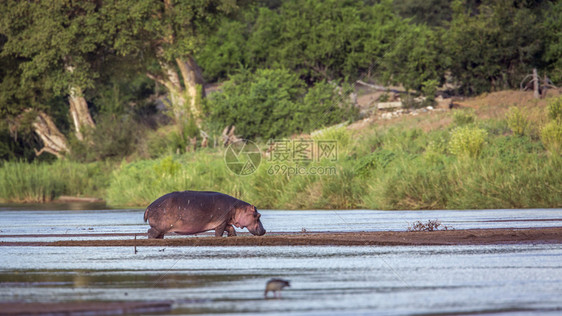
[446,156,562,209]
[70,114,141,162]
[303,81,357,130]
[208,68,355,140]
[452,110,475,126]
[547,96,562,121]
[506,107,528,136]
[541,120,562,154]
[401,95,424,109]
[448,126,487,158]
[421,79,439,105]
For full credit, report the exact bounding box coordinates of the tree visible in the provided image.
[381,24,444,92]
[542,1,562,84]
[444,0,544,95]
[393,0,454,27]
[0,0,106,157]
[197,0,409,85]
[273,0,369,82]
[104,0,240,129]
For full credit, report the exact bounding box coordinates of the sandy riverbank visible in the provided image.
[2,227,561,247]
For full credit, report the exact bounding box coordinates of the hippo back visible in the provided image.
[144,190,249,226]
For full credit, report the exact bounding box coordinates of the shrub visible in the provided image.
[547,96,562,121]
[421,79,439,105]
[168,118,200,154]
[541,120,562,154]
[208,68,355,140]
[302,81,357,130]
[452,110,475,126]
[506,107,528,136]
[483,135,543,164]
[401,95,424,109]
[70,114,141,162]
[448,126,487,158]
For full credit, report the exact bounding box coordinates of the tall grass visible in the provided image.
[106,110,562,209]
[0,160,109,203]
[106,151,241,207]
[362,130,562,210]
[107,127,365,209]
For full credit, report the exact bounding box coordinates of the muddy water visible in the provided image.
[1,207,561,315]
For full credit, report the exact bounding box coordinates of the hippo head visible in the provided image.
[233,205,266,236]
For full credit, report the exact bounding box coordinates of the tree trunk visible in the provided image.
[149,60,187,124]
[68,85,95,141]
[29,110,70,158]
[176,56,205,125]
[148,55,205,129]
[65,61,95,141]
[532,68,540,99]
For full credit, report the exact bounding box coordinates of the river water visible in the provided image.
[0,206,561,315]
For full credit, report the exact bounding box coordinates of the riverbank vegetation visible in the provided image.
[1,92,561,209]
[1,0,561,209]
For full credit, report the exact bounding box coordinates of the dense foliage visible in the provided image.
[0,0,561,164]
[207,68,356,139]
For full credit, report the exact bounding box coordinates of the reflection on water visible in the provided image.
[0,207,561,315]
[1,245,561,315]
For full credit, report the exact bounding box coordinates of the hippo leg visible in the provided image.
[214,222,227,237]
[148,227,164,239]
[225,225,237,237]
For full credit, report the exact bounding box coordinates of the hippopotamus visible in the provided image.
[143,190,266,239]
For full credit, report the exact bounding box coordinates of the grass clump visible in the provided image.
[540,120,562,154]
[452,110,475,126]
[547,96,562,121]
[448,126,487,158]
[506,107,528,136]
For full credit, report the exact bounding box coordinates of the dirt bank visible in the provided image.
[2,227,561,247]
